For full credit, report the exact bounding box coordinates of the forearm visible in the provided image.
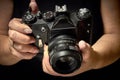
[0,0,13,35]
[92,0,120,69]
[92,33,120,69]
[0,0,20,65]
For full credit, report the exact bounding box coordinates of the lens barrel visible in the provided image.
[48,35,82,74]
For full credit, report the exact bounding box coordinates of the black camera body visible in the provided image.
[22,5,93,74]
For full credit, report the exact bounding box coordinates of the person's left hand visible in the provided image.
[42,40,99,77]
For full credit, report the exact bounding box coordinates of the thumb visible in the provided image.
[43,45,49,57]
[78,40,90,53]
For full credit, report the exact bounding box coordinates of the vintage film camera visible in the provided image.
[22,5,93,74]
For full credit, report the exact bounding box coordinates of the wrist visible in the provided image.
[0,35,21,65]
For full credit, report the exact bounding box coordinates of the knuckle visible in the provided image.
[9,46,14,55]
[16,44,23,50]
[8,30,11,37]
[26,37,31,42]
[11,18,16,22]
[23,37,31,43]
[24,36,34,43]
[8,20,13,27]
[13,43,23,52]
[9,30,16,39]
[8,18,16,27]
[9,18,21,29]
[12,18,20,22]
[29,48,34,53]
[9,47,21,59]
[30,47,39,53]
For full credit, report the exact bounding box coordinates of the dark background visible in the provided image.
[0,58,120,80]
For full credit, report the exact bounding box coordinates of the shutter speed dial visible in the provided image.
[43,11,55,22]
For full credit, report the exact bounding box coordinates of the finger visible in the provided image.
[42,44,92,77]
[42,45,66,76]
[78,40,92,65]
[42,45,58,75]
[13,43,39,54]
[10,47,36,60]
[29,0,38,14]
[78,40,90,53]
[43,60,61,76]
[9,18,32,34]
[42,45,85,77]
[43,45,49,57]
[9,29,35,44]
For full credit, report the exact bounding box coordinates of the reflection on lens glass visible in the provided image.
[60,56,74,65]
[55,56,77,71]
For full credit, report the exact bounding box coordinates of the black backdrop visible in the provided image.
[0,0,120,80]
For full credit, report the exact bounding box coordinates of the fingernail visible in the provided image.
[79,40,87,48]
[30,40,35,43]
[24,28,32,33]
[30,38,36,43]
[34,49,39,53]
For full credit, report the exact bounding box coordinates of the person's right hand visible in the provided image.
[8,18,39,60]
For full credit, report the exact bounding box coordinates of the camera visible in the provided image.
[22,5,93,74]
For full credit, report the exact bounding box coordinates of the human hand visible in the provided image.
[42,40,99,77]
[6,0,39,63]
[8,18,39,60]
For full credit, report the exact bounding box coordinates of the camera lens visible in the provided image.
[48,35,82,74]
[55,55,78,73]
[57,56,75,68]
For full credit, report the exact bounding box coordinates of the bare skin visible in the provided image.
[0,0,39,65]
[0,0,120,77]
